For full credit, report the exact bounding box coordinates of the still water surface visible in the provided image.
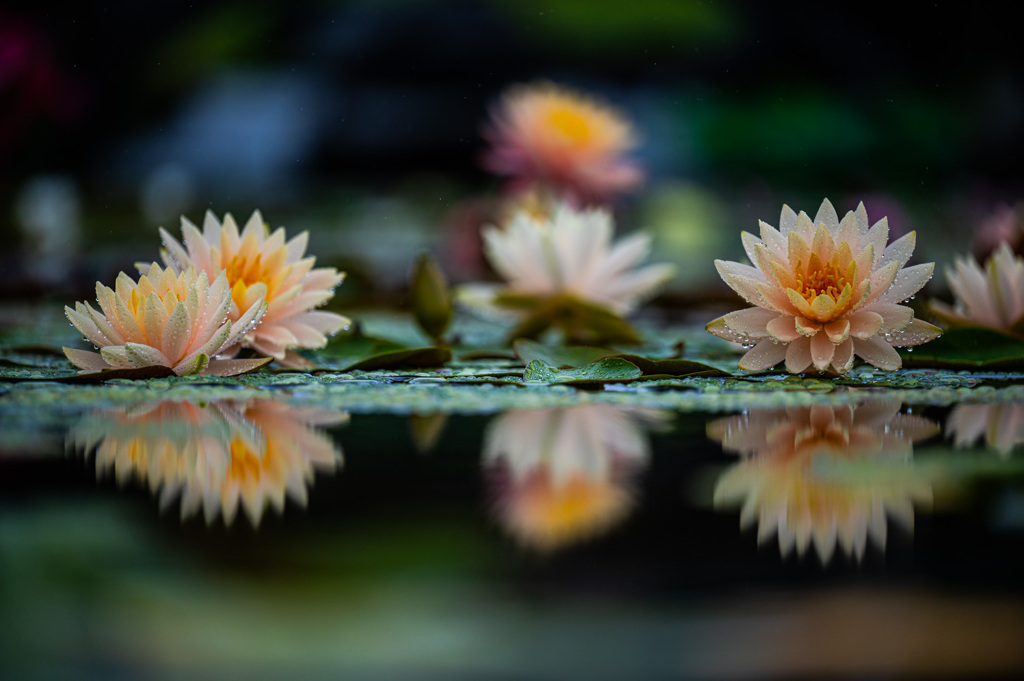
[3,397,1024,678]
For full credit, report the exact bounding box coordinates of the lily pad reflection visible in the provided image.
[708,403,938,563]
[483,404,669,551]
[68,399,346,525]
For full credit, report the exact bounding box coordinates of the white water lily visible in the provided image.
[64,264,267,377]
[707,199,941,373]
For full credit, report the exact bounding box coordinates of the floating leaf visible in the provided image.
[523,358,643,386]
[899,328,1024,370]
[409,253,453,341]
[341,347,453,372]
[615,354,731,377]
[498,294,643,344]
[513,339,615,368]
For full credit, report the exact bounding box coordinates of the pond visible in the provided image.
[4,321,1024,678]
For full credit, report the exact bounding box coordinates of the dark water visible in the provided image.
[4,398,1024,679]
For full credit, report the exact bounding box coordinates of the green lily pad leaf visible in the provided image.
[15,365,178,384]
[523,358,643,386]
[899,328,1024,370]
[410,252,453,342]
[513,339,616,368]
[340,346,453,372]
[615,354,731,377]
[499,294,643,344]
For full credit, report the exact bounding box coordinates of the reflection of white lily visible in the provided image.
[709,403,937,563]
[69,399,346,525]
[946,404,1024,456]
[483,404,668,551]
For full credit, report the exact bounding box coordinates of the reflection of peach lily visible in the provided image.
[63,264,267,376]
[707,200,941,373]
[156,210,349,366]
[709,403,937,563]
[483,405,667,551]
[946,404,1024,456]
[931,244,1024,335]
[481,81,643,204]
[69,399,345,525]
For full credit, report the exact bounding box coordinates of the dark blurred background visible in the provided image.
[3,0,1023,301]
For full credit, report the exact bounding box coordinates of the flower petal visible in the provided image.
[205,357,274,376]
[795,316,821,336]
[723,307,777,339]
[876,263,934,304]
[63,348,111,371]
[813,198,840,232]
[173,352,210,376]
[885,318,942,347]
[738,338,787,371]
[825,318,850,343]
[853,335,902,370]
[767,315,801,342]
[810,331,836,371]
[860,302,914,333]
[847,309,884,338]
[878,231,916,270]
[831,338,855,373]
[785,336,813,373]
[124,342,172,369]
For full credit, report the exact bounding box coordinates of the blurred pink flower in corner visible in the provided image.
[481,81,643,205]
[931,244,1024,335]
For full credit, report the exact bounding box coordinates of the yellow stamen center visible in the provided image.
[795,255,847,304]
[548,107,592,143]
[227,438,268,483]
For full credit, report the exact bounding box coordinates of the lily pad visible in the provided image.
[340,347,453,372]
[315,330,452,372]
[513,339,616,368]
[523,358,643,386]
[899,328,1024,370]
[615,354,731,378]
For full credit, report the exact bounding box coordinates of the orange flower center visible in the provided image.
[226,253,270,291]
[547,107,592,144]
[794,255,848,303]
[227,437,273,483]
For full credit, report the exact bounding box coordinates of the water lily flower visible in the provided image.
[707,199,941,373]
[68,399,346,526]
[156,210,348,366]
[459,201,674,342]
[63,264,267,377]
[483,405,667,551]
[481,81,643,204]
[709,403,937,563]
[930,244,1024,334]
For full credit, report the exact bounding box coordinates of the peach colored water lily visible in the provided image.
[709,403,937,563]
[156,210,348,365]
[481,81,643,204]
[63,264,268,377]
[930,244,1024,334]
[462,201,674,316]
[707,199,941,373]
[69,399,346,526]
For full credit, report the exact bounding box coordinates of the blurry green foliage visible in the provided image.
[493,0,739,56]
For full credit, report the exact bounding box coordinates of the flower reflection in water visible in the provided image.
[69,399,346,525]
[947,404,1024,456]
[483,405,668,551]
[709,403,938,563]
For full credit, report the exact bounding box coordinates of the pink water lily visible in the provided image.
[931,244,1024,334]
[707,199,941,373]
[481,81,643,204]
[63,264,267,377]
[156,210,348,365]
